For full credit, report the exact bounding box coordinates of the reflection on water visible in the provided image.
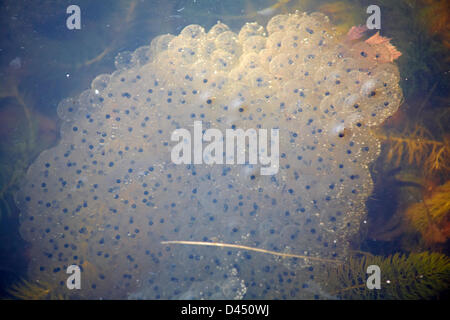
[0,0,448,300]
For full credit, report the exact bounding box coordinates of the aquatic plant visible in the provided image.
[405,181,450,245]
[7,278,64,300]
[418,0,450,49]
[373,125,450,177]
[0,81,38,224]
[366,111,449,251]
[325,251,450,299]
[6,258,107,300]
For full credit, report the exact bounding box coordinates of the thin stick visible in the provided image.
[161,240,342,264]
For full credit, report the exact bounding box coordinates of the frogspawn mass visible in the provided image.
[16,12,402,299]
[170,120,280,175]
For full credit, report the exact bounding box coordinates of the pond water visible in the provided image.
[0,0,448,300]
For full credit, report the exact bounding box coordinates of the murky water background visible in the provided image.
[0,0,448,299]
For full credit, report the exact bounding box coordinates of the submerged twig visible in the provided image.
[161,240,342,264]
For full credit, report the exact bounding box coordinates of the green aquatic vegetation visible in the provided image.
[7,278,65,300]
[374,125,450,177]
[325,251,450,299]
[0,87,38,224]
[6,259,102,299]
[367,106,449,251]
[405,181,450,244]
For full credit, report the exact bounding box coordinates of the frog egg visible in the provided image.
[114,51,135,70]
[149,34,175,57]
[238,22,265,43]
[242,35,266,54]
[207,21,230,39]
[57,97,80,122]
[180,24,206,40]
[266,14,289,35]
[215,31,241,56]
[269,53,296,78]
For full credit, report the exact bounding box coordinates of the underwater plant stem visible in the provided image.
[331,283,367,295]
[373,125,448,174]
[82,47,113,67]
[161,240,342,264]
[349,250,376,257]
[421,197,434,225]
[376,133,444,147]
[417,81,438,119]
[73,1,137,69]
[330,269,431,297]
[12,86,35,150]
